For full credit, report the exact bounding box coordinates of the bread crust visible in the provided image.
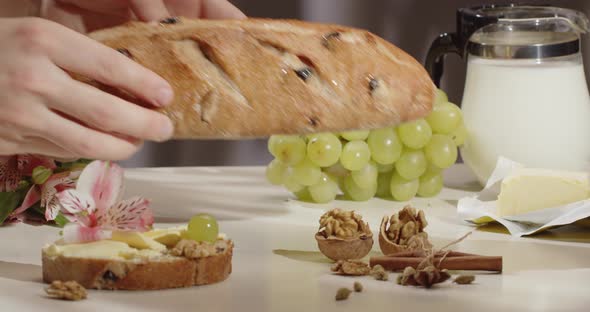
[42,241,233,290]
[81,18,435,139]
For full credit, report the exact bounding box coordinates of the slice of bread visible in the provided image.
[42,240,233,290]
[78,17,436,139]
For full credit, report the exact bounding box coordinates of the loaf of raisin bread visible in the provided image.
[83,17,436,139]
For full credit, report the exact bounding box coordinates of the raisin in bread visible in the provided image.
[79,17,436,139]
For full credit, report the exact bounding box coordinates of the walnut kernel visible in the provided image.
[319,208,370,239]
[331,260,371,276]
[379,206,432,255]
[45,281,87,301]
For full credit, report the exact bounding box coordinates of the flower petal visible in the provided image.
[56,189,95,225]
[11,186,41,216]
[76,161,123,214]
[62,223,112,244]
[45,197,61,221]
[98,197,153,231]
[0,156,20,192]
[41,172,76,208]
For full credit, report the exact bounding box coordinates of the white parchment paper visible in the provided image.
[457,157,590,237]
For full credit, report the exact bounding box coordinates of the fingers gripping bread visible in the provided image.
[83,18,436,139]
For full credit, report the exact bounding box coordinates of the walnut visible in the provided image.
[379,206,432,255]
[316,208,373,261]
[319,208,370,239]
[454,275,476,285]
[45,281,87,301]
[171,239,211,258]
[370,264,389,281]
[353,281,363,292]
[335,288,352,301]
[331,260,371,276]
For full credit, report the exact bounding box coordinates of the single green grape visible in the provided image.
[324,162,349,178]
[450,123,467,146]
[267,135,280,156]
[268,135,306,165]
[425,162,443,176]
[376,163,395,173]
[418,173,443,197]
[390,172,419,202]
[426,102,463,135]
[425,134,458,169]
[187,213,219,243]
[265,159,287,185]
[308,173,339,203]
[292,158,322,186]
[294,187,312,201]
[340,141,371,171]
[343,175,377,201]
[395,148,427,180]
[376,171,393,198]
[340,130,370,141]
[351,161,378,189]
[283,168,305,193]
[435,89,448,106]
[367,128,403,165]
[306,133,342,167]
[397,119,433,149]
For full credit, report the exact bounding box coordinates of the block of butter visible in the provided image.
[497,168,590,216]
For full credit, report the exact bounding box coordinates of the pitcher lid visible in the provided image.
[460,4,589,59]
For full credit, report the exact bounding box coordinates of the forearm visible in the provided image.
[0,0,41,17]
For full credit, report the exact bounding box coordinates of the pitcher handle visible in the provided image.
[425,32,461,87]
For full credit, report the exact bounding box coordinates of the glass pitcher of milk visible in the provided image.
[425,4,590,185]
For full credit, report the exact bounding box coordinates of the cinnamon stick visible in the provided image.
[370,255,503,272]
[384,250,475,258]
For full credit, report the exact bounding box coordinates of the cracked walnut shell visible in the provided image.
[379,206,432,255]
[316,208,373,261]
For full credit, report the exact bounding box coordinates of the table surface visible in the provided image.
[1,164,589,312]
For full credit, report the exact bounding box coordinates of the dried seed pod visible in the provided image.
[353,281,363,292]
[335,288,352,301]
[370,265,389,281]
[454,275,476,285]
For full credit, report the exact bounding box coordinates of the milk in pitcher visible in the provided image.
[460,55,590,184]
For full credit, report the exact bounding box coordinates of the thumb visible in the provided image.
[129,0,171,21]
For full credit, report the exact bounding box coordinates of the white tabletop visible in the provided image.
[1,164,590,312]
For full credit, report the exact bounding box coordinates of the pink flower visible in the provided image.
[10,171,79,221]
[56,160,154,244]
[0,155,56,192]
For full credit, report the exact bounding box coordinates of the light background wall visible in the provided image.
[121,0,590,168]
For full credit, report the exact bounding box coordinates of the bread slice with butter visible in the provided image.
[42,227,233,290]
[77,17,436,139]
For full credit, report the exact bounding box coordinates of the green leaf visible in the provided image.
[0,192,22,225]
[54,213,69,228]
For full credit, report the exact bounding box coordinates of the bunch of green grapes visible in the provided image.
[265,89,466,203]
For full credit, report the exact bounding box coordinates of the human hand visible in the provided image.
[47,0,246,32]
[0,17,176,160]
